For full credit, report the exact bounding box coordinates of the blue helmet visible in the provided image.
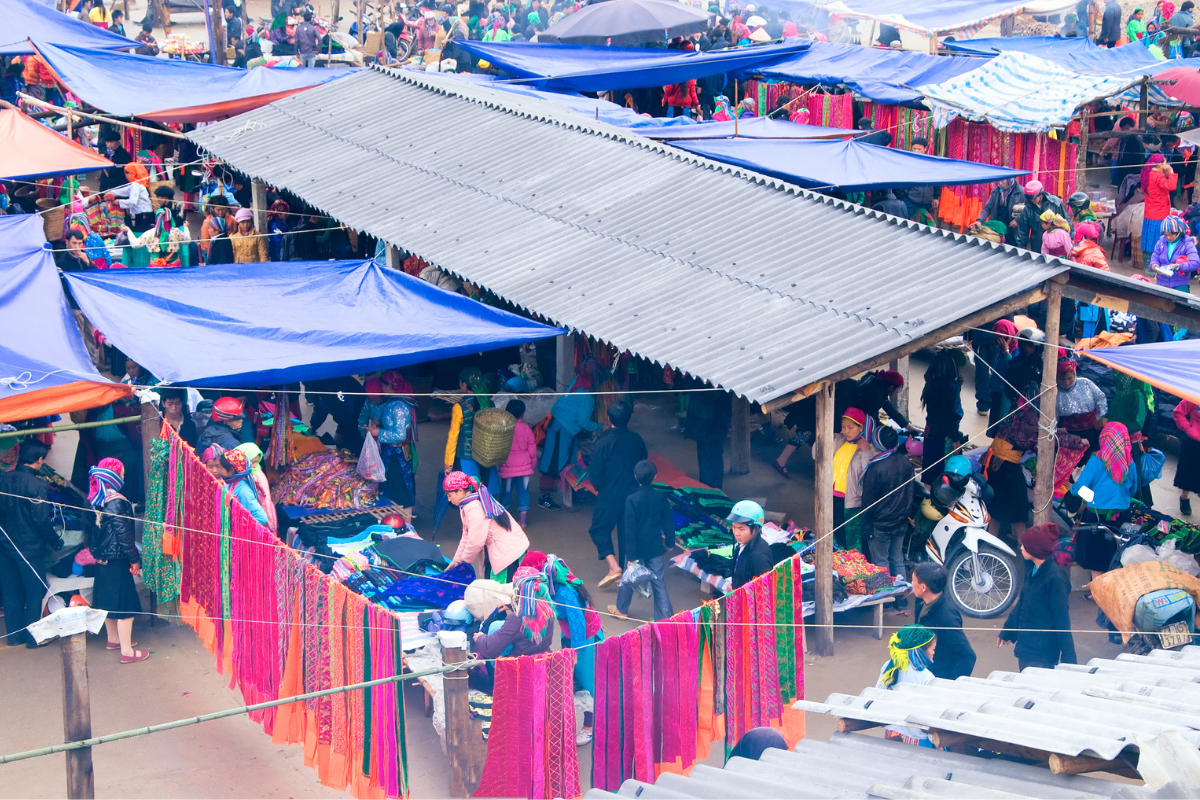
[944,455,972,478]
[727,499,765,527]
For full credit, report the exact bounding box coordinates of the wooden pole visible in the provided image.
[61,633,94,800]
[1033,281,1063,526]
[329,0,340,59]
[1140,76,1150,128]
[251,178,268,234]
[442,645,484,797]
[1075,105,1090,193]
[157,0,172,35]
[356,0,364,44]
[554,332,574,394]
[729,396,750,475]
[812,381,835,657]
[210,0,227,66]
[889,356,910,423]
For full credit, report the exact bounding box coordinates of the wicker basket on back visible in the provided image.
[36,199,66,242]
[470,407,516,468]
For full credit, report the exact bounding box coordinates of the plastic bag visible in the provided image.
[1140,448,1166,484]
[620,560,654,599]
[356,434,387,483]
[1158,539,1200,577]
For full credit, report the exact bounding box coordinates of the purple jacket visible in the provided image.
[1150,234,1200,289]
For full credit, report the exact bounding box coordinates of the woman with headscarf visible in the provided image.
[444,471,529,581]
[536,362,602,510]
[711,95,734,121]
[836,412,877,553]
[201,443,226,477]
[230,207,269,263]
[920,349,966,485]
[1039,210,1074,258]
[523,551,604,744]
[216,448,270,526]
[359,376,417,511]
[444,367,499,493]
[205,213,235,265]
[875,625,937,745]
[264,199,290,262]
[87,458,149,663]
[1128,7,1147,39]
[1141,153,1177,263]
[1067,422,1138,579]
[1150,214,1200,291]
[1070,220,1110,271]
[468,569,555,695]
[1055,356,1108,454]
[985,320,1019,431]
[482,11,511,40]
[234,443,277,533]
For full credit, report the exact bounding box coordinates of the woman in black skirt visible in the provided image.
[87,457,149,664]
[1175,400,1200,517]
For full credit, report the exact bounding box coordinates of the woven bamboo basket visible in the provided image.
[470,407,516,468]
[36,199,65,242]
[149,181,174,210]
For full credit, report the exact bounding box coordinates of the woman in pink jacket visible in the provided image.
[498,399,537,527]
[1174,399,1200,517]
[445,471,530,582]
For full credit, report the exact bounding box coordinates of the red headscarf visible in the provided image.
[993,319,1019,353]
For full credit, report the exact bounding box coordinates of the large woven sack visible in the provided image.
[1089,561,1200,642]
[471,407,516,468]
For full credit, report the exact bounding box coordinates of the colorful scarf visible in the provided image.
[512,566,555,644]
[201,443,227,462]
[267,199,289,220]
[88,457,125,508]
[234,442,264,475]
[1039,209,1071,231]
[222,447,256,492]
[1099,422,1133,484]
[879,625,935,688]
[712,95,732,121]
[864,426,895,473]
[993,319,1018,353]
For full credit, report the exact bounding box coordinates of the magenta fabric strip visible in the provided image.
[638,626,655,781]
[792,561,806,702]
[515,659,535,796]
[656,620,679,770]
[678,612,698,766]
[758,576,782,725]
[604,638,624,790]
[592,639,611,790]
[621,632,635,782]
[529,655,548,800]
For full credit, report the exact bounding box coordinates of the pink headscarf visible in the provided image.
[1073,220,1102,244]
[1140,153,1166,195]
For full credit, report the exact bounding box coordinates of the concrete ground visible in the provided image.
[1,352,1189,798]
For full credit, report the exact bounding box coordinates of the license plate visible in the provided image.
[1158,622,1193,649]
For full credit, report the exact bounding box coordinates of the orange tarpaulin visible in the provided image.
[0,108,113,180]
[0,380,133,423]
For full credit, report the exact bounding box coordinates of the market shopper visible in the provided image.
[911,562,976,680]
[999,523,1077,669]
[159,389,197,448]
[1014,181,1069,253]
[86,458,149,663]
[1039,210,1073,258]
[295,10,321,67]
[728,500,772,590]
[977,178,1022,244]
[611,460,675,621]
[920,349,966,485]
[1055,356,1109,454]
[860,425,913,596]
[216,449,270,526]
[536,363,601,509]
[1150,215,1199,291]
[683,379,731,489]
[875,625,937,745]
[1070,220,1110,270]
[1174,398,1200,516]
[471,567,554,661]
[360,377,417,511]
[444,367,499,494]
[445,471,529,581]
[1067,422,1138,579]
[196,396,248,453]
[1143,156,1179,263]
[234,443,277,533]
[0,441,60,648]
[499,399,537,528]
[230,208,268,263]
[587,401,647,586]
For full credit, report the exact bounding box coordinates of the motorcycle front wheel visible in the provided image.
[947,545,1019,619]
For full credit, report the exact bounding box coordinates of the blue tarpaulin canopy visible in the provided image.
[1083,340,1200,406]
[800,1,1076,36]
[64,260,564,387]
[754,41,986,104]
[34,41,360,123]
[0,0,133,55]
[0,215,131,422]
[672,137,1028,191]
[453,39,807,92]
[629,115,858,139]
[942,37,1158,75]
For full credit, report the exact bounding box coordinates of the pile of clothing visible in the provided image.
[831,549,893,595]
[273,449,380,509]
[664,484,735,549]
[1128,500,1200,554]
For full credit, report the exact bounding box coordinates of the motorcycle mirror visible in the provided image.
[1077,485,1095,503]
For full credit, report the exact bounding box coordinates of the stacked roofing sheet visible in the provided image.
[190,66,1067,405]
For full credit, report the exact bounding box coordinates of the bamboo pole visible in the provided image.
[1033,281,1064,526]
[61,633,94,800]
[16,94,186,138]
[0,417,132,440]
[812,381,835,656]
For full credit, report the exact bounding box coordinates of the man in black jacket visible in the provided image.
[589,402,648,587]
[1000,523,1077,669]
[0,441,61,647]
[861,426,914,603]
[977,178,1022,245]
[682,379,731,489]
[729,500,773,590]
[912,562,977,680]
[611,460,675,620]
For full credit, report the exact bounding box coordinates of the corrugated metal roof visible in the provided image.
[190,66,1067,404]
[797,647,1200,777]
[581,732,1125,799]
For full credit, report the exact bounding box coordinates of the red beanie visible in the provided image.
[842,407,866,427]
[1020,522,1059,561]
[875,370,905,388]
[520,551,547,571]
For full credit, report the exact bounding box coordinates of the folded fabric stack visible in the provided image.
[663,484,735,549]
[273,449,380,509]
[1129,500,1200,554]
[469,690,494,740]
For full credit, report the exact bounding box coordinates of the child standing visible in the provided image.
[609,460,675,621]
[499,399,537,527]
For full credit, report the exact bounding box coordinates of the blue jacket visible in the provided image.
[1071,454,1137,511]
[230,478,269,526]
[537,390,600,474]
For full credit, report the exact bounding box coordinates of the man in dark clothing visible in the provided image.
[860,426,913,605]
[612,460,675,620]
[729,500,773,590]
[1000,523,1077,669]
[135,20,159,55]
[295,10,321,67]
[0,441,61,647]
[1013,180,1069,252]
[1098,0,1122,46]
[1168,2,1195,57]
[977,178,1022,244]
[912,562,977,680]
[306,375,366,450]
[682,381,731,489]
[98,130,132,191]
[872,190,909,218]
[854,116,892,148]
[588,401,648,586]
[196,397,249,453]
[1115,118,1146,186]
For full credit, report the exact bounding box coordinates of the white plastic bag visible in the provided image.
[1121,544,1159,567]
[620,560,654,598]
[356,434,387,483]
[1157,540,1200,577]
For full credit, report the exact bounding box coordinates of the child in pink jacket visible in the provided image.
[498,399,538,526]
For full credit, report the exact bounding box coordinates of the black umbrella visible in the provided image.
[538,0,712,46]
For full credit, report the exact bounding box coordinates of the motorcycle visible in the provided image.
[912,471,1020,619]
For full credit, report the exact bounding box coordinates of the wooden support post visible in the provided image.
[555,332,574,393]
[888,356,910,422]
[1076,105,1090,190]
[1049,753,1138,777]
[61,633,94,800]
[251,179,268,234]
[1033,282,1063,526]
[210,0,227,66]
[1140,77,1150,129]
[384,244,402,270]
[356,0,364,44]
[836,717,880,733]
[329,0,340,59]
[156,0,172,35]
[812,381,835,657]
[443,645,484,797]
[729,396,750,475]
